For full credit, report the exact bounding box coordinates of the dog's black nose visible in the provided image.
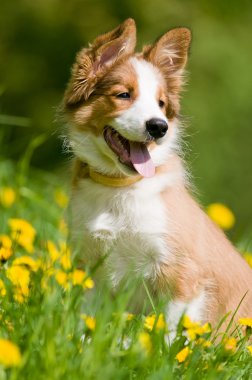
[146,118,168,139]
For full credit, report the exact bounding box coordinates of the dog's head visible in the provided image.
[63,19,191,178]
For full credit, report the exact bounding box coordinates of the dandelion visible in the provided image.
[8,218,36,253]
[69,269,94,289]
[0,235,12,261]
[0,279,6,297]
[0,339,21,367]
[138,332,152,354]
[238,318,252,328]
[54,270,69,289]
[59,242,72,270]
[13,256,40,272]
[207,203,235,230]
[247,346,252,355]
[0,187,16,208]
[83,277,94,289]
[45,240,72,269]
[183,315,211,340]
[176,346,191,363]
[71,269,86,285]
[46,240,61,262]
[224,337,237,352]
[144,313,166,332]
[54,189,69,208]
[6,265,30,303]
[81,314,96,331]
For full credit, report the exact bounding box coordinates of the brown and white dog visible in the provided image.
[62,19,252,331]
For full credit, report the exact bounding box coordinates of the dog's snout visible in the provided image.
[146,118,168,139]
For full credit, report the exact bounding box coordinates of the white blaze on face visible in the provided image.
[113,57,168,141]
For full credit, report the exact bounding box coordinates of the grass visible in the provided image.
[0,158,251,380]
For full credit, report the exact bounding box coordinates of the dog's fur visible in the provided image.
[62,19,252,329]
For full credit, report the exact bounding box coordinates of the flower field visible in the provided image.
[0,159,251,380]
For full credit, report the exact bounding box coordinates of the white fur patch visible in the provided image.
[70,172,175,286]
[112,58,167,141]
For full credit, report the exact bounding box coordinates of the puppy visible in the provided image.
[62,19,252,330]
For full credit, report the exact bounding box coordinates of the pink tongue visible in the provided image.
[129,141,155,178]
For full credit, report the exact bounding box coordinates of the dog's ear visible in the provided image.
[64,18,136,107]
[143,28,191,117]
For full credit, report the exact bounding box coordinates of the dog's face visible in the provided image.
[63,19,191,178]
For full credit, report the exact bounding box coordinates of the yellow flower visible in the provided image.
[71,269,86,285]
[81,314,96,330]
[59,242,72,270]
[55,270,69,289]
[207,203,235,230]
[60,254,71,270]
[138,332,152,354]
[45,240,72,269]
[238,318,252,328]
[83,277,94,289]
[54,189,69,208]
[176,346,191,363]
[69,269,94,289]
[183,315,211,340]
[247,346,252,355]
[8,218,36,253]
[243,253,252,268]
[0,339,21,367]
[224,337,237,351]
[46,240,61,262]
[0,235,12,261]
[144,313,166,332]
[7,265,30,302]
[0,187,16,208]
[13,256,40,272]
[0,279,6,296]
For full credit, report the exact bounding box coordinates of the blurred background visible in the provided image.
[0,0,251,232]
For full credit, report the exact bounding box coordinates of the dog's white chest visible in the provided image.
[71,178,171,285]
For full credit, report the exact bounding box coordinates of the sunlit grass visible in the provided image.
[0,158,251,380]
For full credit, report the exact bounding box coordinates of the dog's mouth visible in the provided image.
[103,127,155,178]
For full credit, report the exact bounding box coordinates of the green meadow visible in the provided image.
[1,0,252,378]
[0,157,251,379]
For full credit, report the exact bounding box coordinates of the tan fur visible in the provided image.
[64,18,136,107]
[158,169,252,324]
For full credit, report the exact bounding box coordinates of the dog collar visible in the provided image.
[89,168,142,187]
[73,160,143,188]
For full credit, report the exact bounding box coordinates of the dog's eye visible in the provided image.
[116,92,131,99]
[159,100,165,108]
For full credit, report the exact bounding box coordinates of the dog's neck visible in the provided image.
[72,156,185,188]
[89,168,142,187]
[72,160,142,187]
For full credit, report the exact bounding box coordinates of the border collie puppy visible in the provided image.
[62,19,252,330]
